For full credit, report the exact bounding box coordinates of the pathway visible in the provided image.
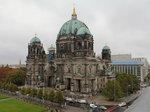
[0,97,14,101]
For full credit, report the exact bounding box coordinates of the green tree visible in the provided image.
[25,87,31,95]
[0,82,2,89]
[102,80,124,100]
[131,75,140,92]
[3,83,7,90]
[6,70,25,86]
[9,84,18,92]
[54,90,64,104]
[48,89,55,102]
[43,91,49,100]
[29,88,37,97]
[116,72,140,95]
[21,87,27,95]
[5,83,10,90]
[37,89,43,99]
[144,73,150,81]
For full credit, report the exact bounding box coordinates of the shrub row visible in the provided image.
[20,87,64,104]
[0,82,18,92]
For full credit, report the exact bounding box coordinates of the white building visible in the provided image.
[132,58,149,79]
[111,60,144,81]
[111,54,149,82]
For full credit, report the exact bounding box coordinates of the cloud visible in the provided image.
[0,0,150,64]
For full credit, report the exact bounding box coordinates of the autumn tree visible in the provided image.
[0,67,13,82]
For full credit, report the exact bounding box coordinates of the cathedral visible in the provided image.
[25,8,112,94]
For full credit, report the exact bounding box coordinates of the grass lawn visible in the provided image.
[0,99,46,112]
[0,94,9,99]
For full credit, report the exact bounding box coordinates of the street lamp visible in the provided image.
[127,85,131,96]
[113,80,115,101]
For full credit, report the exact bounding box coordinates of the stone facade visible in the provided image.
[26,39,46,87]
[25,9,112,93]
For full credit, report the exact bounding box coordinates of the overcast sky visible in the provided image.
[0,0,150,64]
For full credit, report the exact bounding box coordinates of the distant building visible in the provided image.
[111,60,144,81]
[9,64,26,69]
[132,58,149,79]
[111,54,131,61]
[111,54,149,82]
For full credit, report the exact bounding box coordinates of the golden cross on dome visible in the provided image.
[72,3,76,15]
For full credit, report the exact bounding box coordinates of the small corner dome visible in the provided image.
[49,45,55,49]
[103,45,110,50]
[48,45,55,51]
[30,36,41,43]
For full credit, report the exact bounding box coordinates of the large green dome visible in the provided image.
[57,9,91,38]
[30,36,41,43]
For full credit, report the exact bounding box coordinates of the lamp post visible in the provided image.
[71,63,74,91]
[113,80,115,101]
[127,84,131,96]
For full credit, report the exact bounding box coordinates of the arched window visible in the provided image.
[68,68,71,73]
[78,68,81,73]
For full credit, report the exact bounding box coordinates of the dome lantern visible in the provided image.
[72,7,77,20]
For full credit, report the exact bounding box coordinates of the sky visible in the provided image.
[0,0,150,64]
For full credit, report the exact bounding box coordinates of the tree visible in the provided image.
[131,75,140,92]
[21,87,27,95]
[2,83,7,90]
[116,72,140,95]
[37,89,43,99]
[43,91,48,100]
[48,89,55,102]
[6,70,25,86]
[0,82,2,89]
[25,87,31,95]
[29,88,37,97]
[144,73,150,81]
[0,67,13,82]
[54,90,64,104]
[102,80,124,101]
[9,84,18,92]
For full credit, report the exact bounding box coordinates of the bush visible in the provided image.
[21,87,27,95]
[37,89,43,99]
[29,88,37,97]
[25,88,31,94]
[43,91,49,100]
[54,90,64,104]
[0,82,18,92]
[10,84,18,92]
[48,89,55,102]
